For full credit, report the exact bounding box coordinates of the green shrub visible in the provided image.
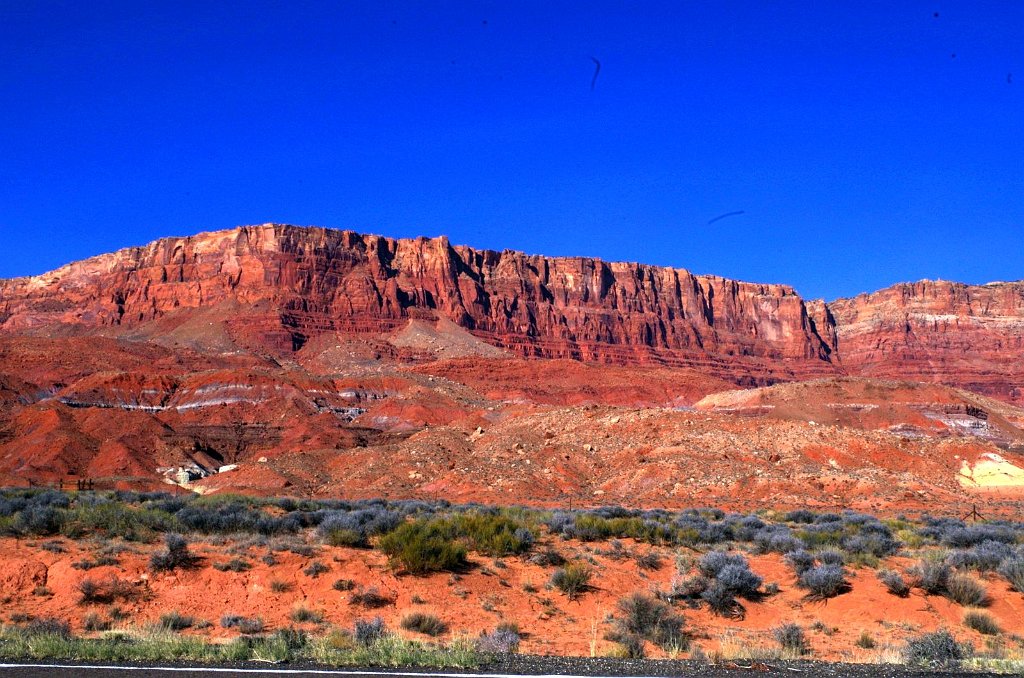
[323,528,365,547]
[572,514,657,543]
[610,632,645,658]
[62,502,177,541]
[855,630,876,649]
[449,513,533,557]
[22,618,72,638]
[378,519,468,574]
[273,627,308,652]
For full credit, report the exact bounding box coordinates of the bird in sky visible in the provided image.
[707,210,746,225]
[589,56,601,90]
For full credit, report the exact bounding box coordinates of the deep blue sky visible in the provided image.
[1,1,1021,299]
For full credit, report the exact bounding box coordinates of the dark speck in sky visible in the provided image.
[589,56,601,90]
[707,210,746,225]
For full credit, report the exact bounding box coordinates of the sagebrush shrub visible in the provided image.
[798,565,849,600]
[816,549,845,566]
[159,611,195,631]
[82,612,110,632]
[149,533,197,572]
[784,549,815,575]
[353,617,387,645]
[550,562,592,600]
[613,593,685,649]
[77,577,137,605]
[23,618,72,638]
[697,551,746,578]
[528,546,565,567]
[213,558,251,572]
[701,582,743,619]
[715,563,762,597]
[904,629,969,666]
[944,573,988,607]
[667,574,708,602]
[220,614,263,634]
[963,610,1000,636]
[635,552,662,571]
[349,586,392,608]
[290,606,324,624]
[877,569,910,597]
[477,627,521,654]
[400,612,447,636]
[947,540,1012,572]
[911,557,951,595]
[303,561,329,578]
[998,556,1024,593]
[774,623,807,654]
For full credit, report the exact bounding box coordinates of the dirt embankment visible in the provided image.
[3,536,1023,662]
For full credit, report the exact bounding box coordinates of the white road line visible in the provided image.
[0,666,662,678]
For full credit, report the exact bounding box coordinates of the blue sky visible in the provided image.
[1,1,1021,300]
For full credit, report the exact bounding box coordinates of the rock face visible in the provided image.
[1,224,1023,401]
[0,224,837,385]
[829,281,1024,404]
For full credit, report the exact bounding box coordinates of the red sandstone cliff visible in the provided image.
[0,224,837,384]
[2,224,1023,402]
[828,280,1024,404]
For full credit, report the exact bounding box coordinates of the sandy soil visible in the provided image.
[2,536,1022,662]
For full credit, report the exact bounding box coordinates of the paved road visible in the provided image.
[0,663,1004,678]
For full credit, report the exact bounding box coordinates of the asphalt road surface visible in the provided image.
[0,663,1006,678]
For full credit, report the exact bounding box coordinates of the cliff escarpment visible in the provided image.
[2,224,1023,401]
[0,224,838,385]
